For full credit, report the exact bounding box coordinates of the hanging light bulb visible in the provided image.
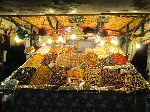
[47,38,52,44]
[95,36,100,43]
[15,35,22,43]
[70,34,77,40]
[136,43,141,49]
[70,9,77,14]
[57,36,64,43]
[111,39,118,46]
[99,40,105,47]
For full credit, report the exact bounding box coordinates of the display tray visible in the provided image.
[2,89,150,112]
[1,44,150,112]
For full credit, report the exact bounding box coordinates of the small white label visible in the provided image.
[48,62,55,68]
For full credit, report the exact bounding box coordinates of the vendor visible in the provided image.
[2,44,26,81]
[147,45,150,82]
[131,44,148,80]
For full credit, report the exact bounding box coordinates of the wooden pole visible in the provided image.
[30,24,33,46]
[125,24,129,58]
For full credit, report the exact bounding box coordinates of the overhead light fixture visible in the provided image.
[70,9,77,14]
[95,36,100,43]
[99,40,105,47]
[15,35,22,43]
[47,39,52,44]
[136,43,141,49]
[57,36,64,43]
[111,39,118,46]
[70,34,77,40]
[110,11,118,13]
[131,10,139,13]
[46,8,55,14]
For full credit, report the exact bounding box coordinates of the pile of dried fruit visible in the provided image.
[30,66,52,85]
[112,53,128,65]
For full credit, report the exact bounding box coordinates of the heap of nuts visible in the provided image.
[30,66,52,85]
[49,66,67,87]
[83,52,99,68]
[70,53,85,68]
[23,54,43,68]
[58,45,75,54]
[42,52,58,65]
[99,68,123,89]
[84,67,102,86]
[55,53,72,67]
[97,55,114,68]
[12,67,36,85]
[123,73,149,91]
[83,68,124,89]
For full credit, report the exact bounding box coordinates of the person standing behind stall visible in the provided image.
[2,43,26,81]
[147,45,150,82]
[131,44,148,80]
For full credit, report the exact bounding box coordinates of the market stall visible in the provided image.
[1,34,150,112]
[1,15,150,112]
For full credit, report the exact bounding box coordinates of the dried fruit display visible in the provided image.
[70,53,85,68]
[84,52,99,67]
[124,73,149,91]
[84,67,102,86]
[100,68,123,89]
[50,45,61,53]
[49,66,67,87]
[12,67,36,85]
[42,52,58,65]
[23,54,43,68]
[97,56,114,67]
[67,69,85,86]
[112,53,128,65]
[30,66,52,85]
[58,45,75,54]
[55,53,72,67]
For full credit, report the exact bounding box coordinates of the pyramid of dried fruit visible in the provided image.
[23,54,44,68]
[30,66,52,85]
[12,67,36,85]
[49,66,67,87]
[42,52,58,66]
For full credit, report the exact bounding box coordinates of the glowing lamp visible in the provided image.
[111,39,118,46]
[15,36,22,43]
[57,36,64,43]
[136,43,141,49]
[95,36,100,43]
[47,39,52,44]
[100,40,105,47]
[70,34,77,40]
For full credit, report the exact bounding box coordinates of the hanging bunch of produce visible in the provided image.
[68,16,85,35]
[38,28,47,36]
[68,16,85,24]
[72,25,84,35]
[16,26,28,39]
